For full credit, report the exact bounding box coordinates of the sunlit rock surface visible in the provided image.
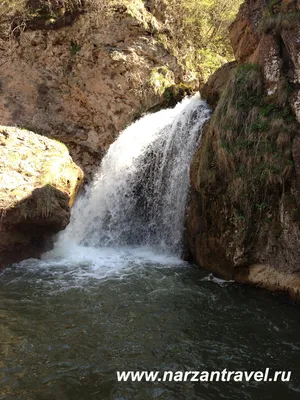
[0,3,183,179]
[0,126,83,267]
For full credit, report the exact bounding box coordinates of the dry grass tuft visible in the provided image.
[216,146,235,175]
[259,11,300,34]
[276,131,291,149]
[197,63,298,222]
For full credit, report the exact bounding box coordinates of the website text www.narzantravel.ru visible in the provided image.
[117,369,291,383]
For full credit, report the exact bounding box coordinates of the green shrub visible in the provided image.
[163,0,243,83]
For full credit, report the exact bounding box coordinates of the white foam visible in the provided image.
[201,273,235,287]
[51,94,210,256]
[42,95,210,280]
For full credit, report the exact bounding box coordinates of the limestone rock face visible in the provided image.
[0,4,183,179]
[230,0,300,116]
[187,0,300,298]
[0,126,83,267]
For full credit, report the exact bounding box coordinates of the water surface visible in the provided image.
[0,248,299,400]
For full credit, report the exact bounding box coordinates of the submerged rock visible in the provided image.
[0,126,83,267]
[187,0,300,298]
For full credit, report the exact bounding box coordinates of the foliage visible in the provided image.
[162,0,243,82]
[149,66,175,95]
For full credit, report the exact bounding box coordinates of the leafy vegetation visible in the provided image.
[149,66,174,95]
[161,0,243,82]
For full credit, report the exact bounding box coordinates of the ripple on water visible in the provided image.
[0,249,300,400]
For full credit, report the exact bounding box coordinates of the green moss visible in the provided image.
[149,66,175,96]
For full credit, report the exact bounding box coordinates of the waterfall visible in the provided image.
[49,94,210,258]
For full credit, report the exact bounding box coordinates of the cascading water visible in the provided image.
[48,94,210,259]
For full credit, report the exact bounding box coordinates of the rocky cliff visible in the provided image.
[0,1,184,179]
[0,126,83,267]
[187,0,300,297]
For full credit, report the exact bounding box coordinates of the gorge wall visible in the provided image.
[0,1,186,180]
[187,0,300,298]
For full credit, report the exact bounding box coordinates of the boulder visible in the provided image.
[0,126,83,267]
